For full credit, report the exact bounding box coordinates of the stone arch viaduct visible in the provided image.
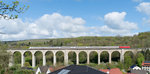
[7,46,142,67]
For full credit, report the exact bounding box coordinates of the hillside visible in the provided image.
[4,32,150,49]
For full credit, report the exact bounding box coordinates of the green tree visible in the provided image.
[0,43,10,73]
[0,0,29,73]
[117,62,124,70]
[24,62,31,67]
[56,51,64,64]
[0,1,29,19]
[14,69,34,74]
[111,51,120,62]
[136,53,144,67]
[46,51,53,65]
[24,52,32,66]
[79,51,87,64]
[35,51,43,66]
[89,51,98,63]
[143,49,150,61]
[124,56,132,71]
[13,52,21,65]
[68,52,76,64]
[101,51,109,63]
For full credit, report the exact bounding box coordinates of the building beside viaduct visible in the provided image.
[7,46,142,67]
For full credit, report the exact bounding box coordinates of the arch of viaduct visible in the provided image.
[7,46,142,67]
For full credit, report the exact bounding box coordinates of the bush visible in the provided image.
[117,62,124,70]
[68,60,74,65]
[14,69,34,74]
[98,63,107,69]
[24,62,31,67]
[9,64,21,70]
[46,61,53,66]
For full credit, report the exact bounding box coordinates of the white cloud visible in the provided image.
[98,25,137,36]
[0,19,27,34]
[136,2,150,15]
[100,12,138,35]
[90,12,138,36]
[0,12,138,41]
[104,12,138,30]
[0,13,97,41]
[136,2,150,26]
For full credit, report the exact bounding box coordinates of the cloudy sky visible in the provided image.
[0,0,150,41]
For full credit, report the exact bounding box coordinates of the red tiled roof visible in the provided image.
[49,67,54,72]
[99,68,122,74]
[142,62,150,66]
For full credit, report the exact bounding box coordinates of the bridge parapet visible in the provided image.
[29,46,119,49]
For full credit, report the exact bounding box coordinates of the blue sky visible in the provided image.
[23,0,141,25]
[0,0,150,41]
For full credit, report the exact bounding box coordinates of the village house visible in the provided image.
[99,68,122,74]
[130,65,141,70]
[35,66,54,74]
[142,61,150,73]
[128,64,148,74]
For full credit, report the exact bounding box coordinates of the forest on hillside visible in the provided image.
[3,32,150,49]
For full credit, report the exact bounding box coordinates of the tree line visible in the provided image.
[5,32,150,49]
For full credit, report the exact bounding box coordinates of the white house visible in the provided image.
[142,61,150,73]
[35,66,52,74]
[46,68,51,74]
[35,67,41,74]
[132,66,141,70]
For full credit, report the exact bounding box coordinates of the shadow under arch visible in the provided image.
[111,51,120,62]
[45,51,53,66]
[68,51,76,65]
[79,51,87,64]
[13,51,21,65]
[56,51,64,65]
[34,51,43,66]
[89,51,98,64]
[100,51,109,63]
[24,51,32,67]
[124,51,134,58]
